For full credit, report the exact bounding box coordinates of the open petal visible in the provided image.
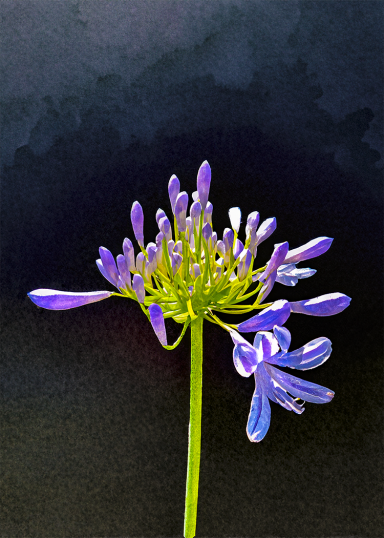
[230,331,258,377]
[290,293,351,316]
[273,326,291,353]
[264,363,334,404]
[148,304,167,345]
[27,289,113,310]
[287,337,332,371]
[253,331,280,361]
[237,300,291,333]
[284,237,333,264]
[246,378,271,442]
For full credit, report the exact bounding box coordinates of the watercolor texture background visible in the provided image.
[1,1,383,536]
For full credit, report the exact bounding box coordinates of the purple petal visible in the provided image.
[293,267,317,279]
[255,217,276,245]
[191,263,201,279]
[258,364,304,413]
[259,242,289,284]
[202,222,212,242]
[173,240,183,254]
[136,252,146,275]
[273,325,291,352]
[155,231,164,248]
[156,208,167,225]
[255,269,277,302]
[99,247,119,287]
[230,330,258,377]
[233,239,244,260]
[290,293,351,316]
[264,363,334,404]
[171,252,183,275]
[223,228,234,253]
[272,337,332,371]
[96,259,118,288]
[196,160,211,210]
[237,300,291,333]
[246,211,260,237]
[168,175,180,213]
[204,202,213,224]
[275,273,298,286]
[190,201,202,223]
[148,303,168,345]
[246,378,271,442]
[132,274,145,303]
[27,289,112,310]
[123,238,136,271]
[284,237,333,264]
[237,249,252,281]
[131,201,144,247]
[253,331,280,362]
[158,216,172,242]
[174,191,189,232]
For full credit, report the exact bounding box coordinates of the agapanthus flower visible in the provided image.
[27,160,351,538]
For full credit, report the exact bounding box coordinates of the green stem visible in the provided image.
[184,315,203,538]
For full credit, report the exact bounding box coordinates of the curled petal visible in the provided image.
[238,300,291,333]
[259,242,289,284]
[290,293,351,316]
[148,303,168,345]
[273,325,291,353]
[284,237,333,264]
[264,363,334,404]
[255,217,276,245]
[168,175,180,213]
[229,207,241,233]
[27,289,113,310]
[246,378,271,442]
[131,201,144,247]
[132,274,145,303]
[196,160,211,210]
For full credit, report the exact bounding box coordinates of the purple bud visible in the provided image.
[196,160,211,210]
[146,244,157,275]
[148,303,168,345]
[171,252,183,275]
[136,252,146,275]
[123,238,135,271]
[249,228,258,256]
[273,325,291,353]
[167,240,175,255]
[116,254,132,289]
[204,202,213,224]
[257,270,277,302]
[284,237,334,264]
[202,222,212,242]
[255,217,276,246]
[233,239,244,260]
[223,228,234,252]
[290,293,351,316]
[174,240,183,254]
[146,243,157,263]
[211,231,217,245]
[215,258,225,281]
[158,216,172,242]
[190,201,202,223]
[259,242,289,284]
[168,174,180,213]
[155,232,164,248]
[132,274,145,303]
[191,263,201,279]
[237,300,291,333]
[131,201,144,247]
[192,191,199,202]
[237,249,252,281]
[246,211,260,238]
[99,247,119,287]
[228,207,241,233]
[174,191,189,232]
[27,289,113,310]
[186,217,192,240]
[156,208,167,225]
[216,240,225,256]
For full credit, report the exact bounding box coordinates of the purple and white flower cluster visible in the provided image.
[28,160,351,441]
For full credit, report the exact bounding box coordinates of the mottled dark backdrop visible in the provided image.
[1,1,382,537]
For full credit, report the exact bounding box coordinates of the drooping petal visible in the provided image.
[237,300,291,333]
[130,201,144,247]
[259,242,289,284]
[99,247,119,287]
[246,377,271,442]
[253,331,280,362]
[284,237,333,264]
[290,293,351,316]
[168,175,180,213]
[27,289,113,310]
[148,303,168,345]
[196,160,211,210]
[273,325,291,352]
[292,267,317,279]
[132,274,145,303]
[230,330,258,377]
[264,363,334,404]
[275,274,298,286]
[228,207,241,233]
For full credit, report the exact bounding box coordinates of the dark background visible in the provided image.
[1,1,383,536]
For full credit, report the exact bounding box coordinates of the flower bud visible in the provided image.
[223,228,234,252]
[99,247,119,287]
[190,201,202,225]
[237,249,252,281]
[158,216,172,242]
[171,252,183,275]
[259,242,289,284]
[116,254,132,289]
[246,211,260,239]
[131,201,144,247]
[174,240,183,254]
[123,238,135,271]
[204,202,213,225]
[168,174,180,213]
[148,304,168,345]
[196,160,211,210]
[233,238,244,260]
[255,217,276,246]
[136,252,146,275]
[155,232,164,248]
[229,207,241,233]
[156,208,167,225]
[174,191,189,232]
[202,222,212,242]
[132,274,145,303]
[191,263,201,279]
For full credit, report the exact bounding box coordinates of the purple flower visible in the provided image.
[245,211,260,239]
[233,239,244,260]
[116,254,132,289]
[158,216,172,242]
[237,249,252,281]
[168,175,180,214]
[174,191,189,232]
[290,293,351,316]
[255,217,276,246]
[123,238,135,271]
[259,242,289,284]
[149,304,168,345]
[27,289,113,310]
[204,202,213,225]
[284,237,333,264]
[132,274,145,303]
[190,201,202,224]
[131,201,144,247]
[230,328,334,442]
[156,208,167,225]
[202,222,212,242]
[196,160,211,210]
[98,247,119,287]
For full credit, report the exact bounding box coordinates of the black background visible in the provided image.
[1,1,383,536]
